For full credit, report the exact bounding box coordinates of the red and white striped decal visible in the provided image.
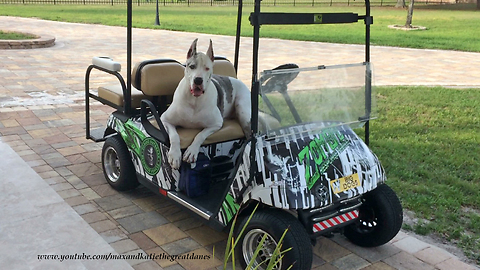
[312,210,359,233]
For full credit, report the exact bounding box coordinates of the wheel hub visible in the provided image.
[104,146,121,183]
[242,229,281,270]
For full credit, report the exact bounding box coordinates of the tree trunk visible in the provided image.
[477,0,480,10]
[405,0,415,28]
[395,0,406,8]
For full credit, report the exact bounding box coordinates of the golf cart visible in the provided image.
[85,0,403,269]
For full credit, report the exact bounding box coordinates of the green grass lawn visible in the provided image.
[0,4,479,51]
[372,86,480,264]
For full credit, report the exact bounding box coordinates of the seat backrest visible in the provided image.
[213,57,237,78]
[132,57,237,97]
[132,59,184,96]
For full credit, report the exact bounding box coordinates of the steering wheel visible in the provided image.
[260,63,299,94]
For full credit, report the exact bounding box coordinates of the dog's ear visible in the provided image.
[206,39,214,62]
[187,38,198,59]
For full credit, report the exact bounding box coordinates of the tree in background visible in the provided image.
[395,0,413,28]
[405,0,415,28]
[395,0,406,8]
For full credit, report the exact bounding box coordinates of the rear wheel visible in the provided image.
[344,184,403,247]
[102,135,138,191]
[235,209,312,270]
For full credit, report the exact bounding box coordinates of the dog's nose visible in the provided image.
[194,77,203,86]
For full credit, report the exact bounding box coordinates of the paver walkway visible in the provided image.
[0,16,479,270]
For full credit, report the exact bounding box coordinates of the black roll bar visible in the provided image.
[85,64,127,141]
[364,0,372,146]
[248,0,262,181]
[253,12,360,25]
[234,0,243,73]
[126,0,133,116]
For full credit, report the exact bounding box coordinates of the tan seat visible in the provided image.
[213,58,237,78]
[177,119,245,149]
[97,59,184,108]
[132,60,185,96]
[98,58,238,109]
[151,118,245,149]
[98,84,151,108]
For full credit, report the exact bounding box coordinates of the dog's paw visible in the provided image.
[183,146,199,163]
[168,148,182,170]
[242,122,252,139]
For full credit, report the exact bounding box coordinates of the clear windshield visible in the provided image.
[258,62,376,137]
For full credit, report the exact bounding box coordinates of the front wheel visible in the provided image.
[344,184,403,247]
[235,209,312,270]
[102,135,139,191]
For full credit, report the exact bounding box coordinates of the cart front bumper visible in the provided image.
[299,196,362,236]
[312,209,359,234]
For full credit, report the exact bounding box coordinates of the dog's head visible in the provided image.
[185,38,214,97]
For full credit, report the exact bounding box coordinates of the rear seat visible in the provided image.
[97,57,238,109]
[97,59,184,110]
[132,59,185,98]
[97,84,150,109]
[213,57,237,78]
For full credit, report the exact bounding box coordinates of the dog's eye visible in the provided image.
[189,64,196,70]
[205,67,210,71]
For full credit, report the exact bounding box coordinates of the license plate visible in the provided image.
[330,173,361,194]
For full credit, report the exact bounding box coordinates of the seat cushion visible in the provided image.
[98,84,151,108]
[213,59,237,78]
[132,60,185,96]
[176,119,245,149]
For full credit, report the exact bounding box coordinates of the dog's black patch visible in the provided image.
[212,75,234,116]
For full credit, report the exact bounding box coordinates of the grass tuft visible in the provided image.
[0,30,37,40]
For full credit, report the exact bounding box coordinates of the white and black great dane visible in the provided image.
[160,39,251,170]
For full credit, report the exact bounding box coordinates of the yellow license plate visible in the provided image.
[330,173,361,194]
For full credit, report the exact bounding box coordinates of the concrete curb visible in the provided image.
[0,33,55,49]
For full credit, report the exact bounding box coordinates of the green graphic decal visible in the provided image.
[114,118,161,175]
[140,137,162,175]
[114,118,129,142]
[115,119,147,157]
[220,193,240,224]
[298,128,349,190]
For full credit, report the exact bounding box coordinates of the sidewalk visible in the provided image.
[0,140,134,270]
[0,16,479,270]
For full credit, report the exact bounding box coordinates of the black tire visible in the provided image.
[344,184,403,247]
[235,209,312,270]
[101,135,139,191]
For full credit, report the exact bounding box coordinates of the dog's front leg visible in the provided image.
[183,125,221,163]
[161,120,182,170]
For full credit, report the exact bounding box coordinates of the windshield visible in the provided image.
[257,62,376,138]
